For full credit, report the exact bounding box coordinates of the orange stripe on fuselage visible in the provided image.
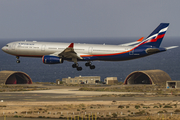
[81,37,149,57]
[80,34,165,58]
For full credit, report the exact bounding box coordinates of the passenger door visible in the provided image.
[12,43,16,50]
[41,45,46,51]
[88,47,93,54]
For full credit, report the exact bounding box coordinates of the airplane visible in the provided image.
[2,23,178,71]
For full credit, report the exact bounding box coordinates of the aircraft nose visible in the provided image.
[2,46,5,51]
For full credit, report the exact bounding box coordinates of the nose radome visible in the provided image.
[2,46,5,51]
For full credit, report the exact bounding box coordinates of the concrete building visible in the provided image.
[124,69,171,86]
[104,77,118,85]
[166,81,180,89]
[0,70,32,84]
[62,76,100,84]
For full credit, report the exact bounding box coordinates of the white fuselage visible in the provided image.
[2,41,133,58]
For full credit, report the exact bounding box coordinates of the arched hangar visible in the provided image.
[0,70,32,84]
[124,69,171,86]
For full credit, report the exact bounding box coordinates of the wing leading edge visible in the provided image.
[51,43,83,60]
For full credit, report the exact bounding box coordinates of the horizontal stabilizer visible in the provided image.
[165,46,178,50]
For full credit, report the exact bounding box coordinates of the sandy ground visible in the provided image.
[1,100,180,119]
[1,85,180,119]
[0,117,63,120]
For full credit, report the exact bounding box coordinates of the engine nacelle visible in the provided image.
[42,55,64,64]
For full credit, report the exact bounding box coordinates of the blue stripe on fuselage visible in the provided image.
[79,47,166,61]
[81,48,147,61]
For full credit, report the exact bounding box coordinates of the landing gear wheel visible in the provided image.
[16,60,20,63]
[16,56,20,63]
[85,62,91,67]
[72,63,78,68]
[90,65,95,69]
[85,62,95,69]
[77,67,82,71]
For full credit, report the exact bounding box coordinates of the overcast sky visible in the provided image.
[0,0,180,39]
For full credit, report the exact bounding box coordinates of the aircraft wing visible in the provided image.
[51,43,83,60]
[119,37,144,46]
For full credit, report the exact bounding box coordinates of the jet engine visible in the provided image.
[42,55,64,64]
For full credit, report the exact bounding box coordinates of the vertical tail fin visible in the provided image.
[141,23,169,48]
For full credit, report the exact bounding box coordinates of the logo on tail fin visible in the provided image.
[140,23,169,48]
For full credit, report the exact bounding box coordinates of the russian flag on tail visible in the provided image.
[141,23,169,48]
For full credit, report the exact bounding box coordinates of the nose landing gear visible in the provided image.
[16,56,20,63]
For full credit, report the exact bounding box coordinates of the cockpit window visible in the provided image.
[5,45,8,47]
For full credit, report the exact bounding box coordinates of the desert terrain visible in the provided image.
[0,83,180,120]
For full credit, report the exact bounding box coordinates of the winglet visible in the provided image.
[137,37,144,42]
[68,43,74,48]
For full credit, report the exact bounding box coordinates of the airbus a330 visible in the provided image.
[2,23,178,71]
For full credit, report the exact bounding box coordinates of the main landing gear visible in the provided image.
[72,58,83,71]
[72,63,82,71]
[16,56,20,63]
[72,62,95,71]
[85,62,95,69]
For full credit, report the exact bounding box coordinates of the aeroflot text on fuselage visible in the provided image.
[18,43,35,45]
[1,23,178,71]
